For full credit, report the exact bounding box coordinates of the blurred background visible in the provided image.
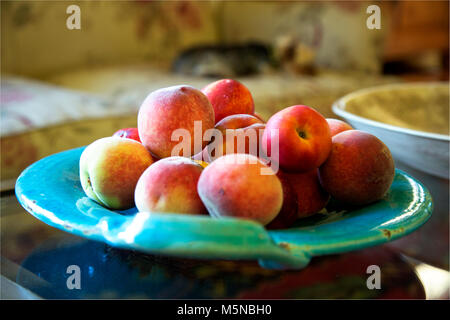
[1,0,449,299]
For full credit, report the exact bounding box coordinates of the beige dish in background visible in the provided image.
[333,82,449,179]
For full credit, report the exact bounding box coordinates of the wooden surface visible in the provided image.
[383,1,449,60]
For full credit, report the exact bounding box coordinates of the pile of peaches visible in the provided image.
[80,79,395,229]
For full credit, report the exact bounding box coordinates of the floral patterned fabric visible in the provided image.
[1,77,137,182]
[1,77,133,137]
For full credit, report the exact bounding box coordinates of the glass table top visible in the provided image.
[1,186,448,299]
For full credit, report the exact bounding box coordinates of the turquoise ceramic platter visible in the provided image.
[15,147,433,269]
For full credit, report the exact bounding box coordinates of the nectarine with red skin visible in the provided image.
[284,169,330,218]
[266,171,299,229]
[318,130,395,206]
[263,105,332,173]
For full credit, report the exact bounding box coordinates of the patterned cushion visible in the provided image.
[1,77,136,137]
[1,77,137,183]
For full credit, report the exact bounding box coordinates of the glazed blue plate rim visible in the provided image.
[15,147,433,269]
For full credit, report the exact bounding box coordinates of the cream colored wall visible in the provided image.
[1,1,219,78]
[1,1,389,78]
[221,1,389,73]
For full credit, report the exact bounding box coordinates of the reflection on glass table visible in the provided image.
[386,161,449,270]
[1,191,448,299]
[0,233,432,299]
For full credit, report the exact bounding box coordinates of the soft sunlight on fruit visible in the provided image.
[80,79,395,227]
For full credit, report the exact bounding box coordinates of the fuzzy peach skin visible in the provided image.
[202,79,255,123]
[266,171,299,230]
[326,118,353,137]
[262,105,332,172]
[135,157,207,215]
[138,85,215,159]
[80,137,154,210]
[318,130,395,206]
[206,123,266,162]
[210,114,264,161]
[193,114,264,162]
[283,169,330,218]
[215,114,264,133]
[197,154,283,225]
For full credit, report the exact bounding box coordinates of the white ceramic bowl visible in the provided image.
[333,82,449,179]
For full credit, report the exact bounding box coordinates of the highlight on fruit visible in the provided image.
[170,120,279,175]
[80,79,395,228]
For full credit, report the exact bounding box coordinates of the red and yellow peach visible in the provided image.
[134,156,207,215]
[79,137,154,210]
[138,85,215,159]
[197,154,283,225]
